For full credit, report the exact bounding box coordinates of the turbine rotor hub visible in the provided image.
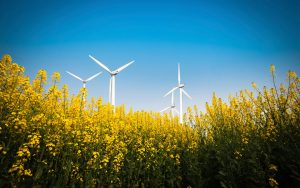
[111,71,118,76]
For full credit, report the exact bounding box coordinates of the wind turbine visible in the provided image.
[160,91,179,118]
[89,55,134,108]
[164,64,191,123]
[66,71,102,101]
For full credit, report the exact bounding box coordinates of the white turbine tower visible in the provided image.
[66,71,102,88]
[89,55,134,109]
[160,91,179,118]
[164,64,191,123]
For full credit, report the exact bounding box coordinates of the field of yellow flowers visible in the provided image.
[0,54,300,187]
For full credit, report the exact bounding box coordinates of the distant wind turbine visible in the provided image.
[160,91,179,118]
[164,64,191,123]
[89,55,134,109]
[66,71,102,88]
[66,71,102,101]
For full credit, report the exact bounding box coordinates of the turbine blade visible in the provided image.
[182,89,192,99]
[178,63,181,85]
[66,71,83,81]
[115,60,134,73]
[164,87,178,97]
[89,55,112,73]
[85,72,102,82]
[171,92,174,105]
[160,106,171,113]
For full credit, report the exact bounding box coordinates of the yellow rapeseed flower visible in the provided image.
[270,64,275,74]
[251,82,257,89]
[269,177,279,187]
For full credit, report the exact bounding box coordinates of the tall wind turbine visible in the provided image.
[160,91,179,118]
[164,64,191,123]
[66,71,102,88]
[89,55,134,108]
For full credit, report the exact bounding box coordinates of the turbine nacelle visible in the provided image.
[111,71,119,76]
[178,83,185,88]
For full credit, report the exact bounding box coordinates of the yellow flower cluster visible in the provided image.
[1,55,299,187]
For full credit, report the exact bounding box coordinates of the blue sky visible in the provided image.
[1,0,300,112]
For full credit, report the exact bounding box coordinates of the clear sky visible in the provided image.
[1,0,300,112]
